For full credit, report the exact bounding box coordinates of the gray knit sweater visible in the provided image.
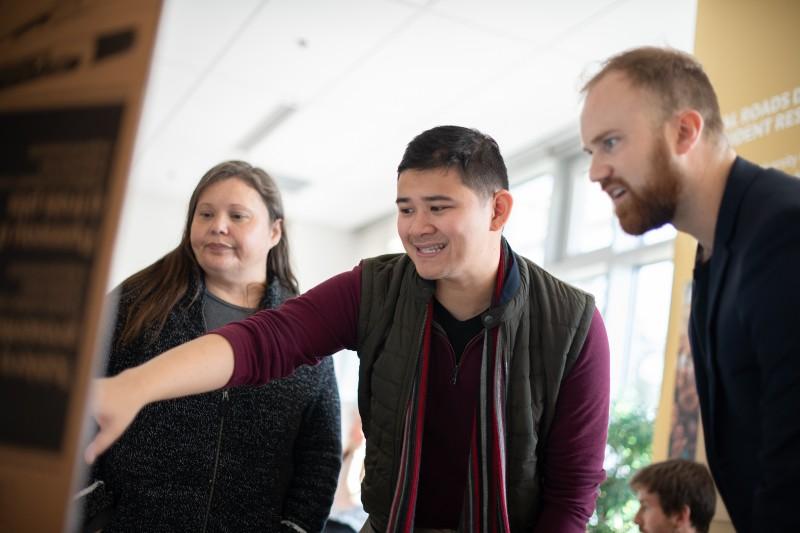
[82,276,341,532]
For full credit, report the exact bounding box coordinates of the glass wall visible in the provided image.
[505,150,675,418]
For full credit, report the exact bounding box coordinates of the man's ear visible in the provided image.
[673,109,704,155]
[669,504,692,531]
[490,189,513,231]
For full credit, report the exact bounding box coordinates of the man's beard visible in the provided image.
[616,137,681,236]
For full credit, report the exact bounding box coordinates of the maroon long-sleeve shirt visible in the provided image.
[216,264,610,531]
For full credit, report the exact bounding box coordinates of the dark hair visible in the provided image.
[118,160,298,346]
[397,125,508,198]
[582,46,724,138]
[631,459,716,533]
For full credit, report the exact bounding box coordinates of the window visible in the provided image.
[566,164,614,254]
[502,173,553,265]
[508,149,675,418]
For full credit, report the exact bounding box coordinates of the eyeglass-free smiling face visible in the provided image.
[396,166,509,291]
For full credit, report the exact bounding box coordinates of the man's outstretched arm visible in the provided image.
[85,332,235,463]
[85,266,362,464]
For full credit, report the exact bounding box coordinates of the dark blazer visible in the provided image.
[689,157,800,532]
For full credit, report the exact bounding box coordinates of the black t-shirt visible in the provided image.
[432,298,484,363]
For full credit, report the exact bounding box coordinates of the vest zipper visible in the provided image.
[202,389,228,533]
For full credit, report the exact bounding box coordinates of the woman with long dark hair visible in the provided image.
[83,161,341,532]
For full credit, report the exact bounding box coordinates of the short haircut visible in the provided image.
[397,125,509,199]
[582,46,724,139]
[631,459,716,533]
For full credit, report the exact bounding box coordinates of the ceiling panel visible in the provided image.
[418,50,586,156]
[128,0,699,230]
[430,0,620,45]
[213,0,418,102]
[153,0,264,69]
[247,4,534,186]
[551,0,697,68]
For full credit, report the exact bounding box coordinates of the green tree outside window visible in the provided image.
[589,405,654,532]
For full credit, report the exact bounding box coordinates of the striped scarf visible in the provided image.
[387,245,512,532]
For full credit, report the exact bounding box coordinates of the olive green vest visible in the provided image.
[356,251,594,531]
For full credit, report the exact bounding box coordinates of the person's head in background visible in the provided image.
[630,459,716,533]
[579,46,728,236]
[394,125,513,298]
[119,160,298,345]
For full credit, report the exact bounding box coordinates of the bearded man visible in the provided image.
[580,46,800,533]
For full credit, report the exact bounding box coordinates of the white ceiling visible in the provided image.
[130,0,698,231]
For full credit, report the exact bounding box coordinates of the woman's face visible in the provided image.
[190,177,281,287]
